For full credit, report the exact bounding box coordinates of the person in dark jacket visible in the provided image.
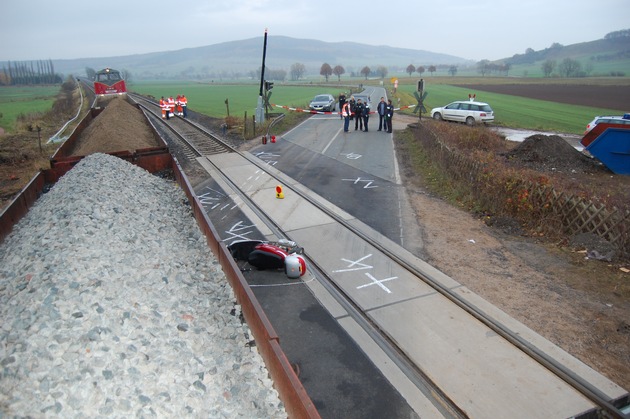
[362,101,370,132]
[348,96,356,120]
[377,97,386,131]
[354,99,365,131]
[385,99,394,133]
[338,93,346,120]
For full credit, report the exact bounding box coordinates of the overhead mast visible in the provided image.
[256,28,268,124]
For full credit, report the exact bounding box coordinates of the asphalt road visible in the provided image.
[252,86,425,256]
[192,86,428,418]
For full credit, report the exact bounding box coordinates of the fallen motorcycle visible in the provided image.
[228,239,306,279]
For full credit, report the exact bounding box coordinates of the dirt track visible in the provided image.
[458,84,630,111]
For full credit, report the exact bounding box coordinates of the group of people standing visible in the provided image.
[339,93,393,134]
[159,95,188,120]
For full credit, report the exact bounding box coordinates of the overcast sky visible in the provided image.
[1,0,628,63]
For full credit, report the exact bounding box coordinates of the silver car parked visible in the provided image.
[309,94,336,112]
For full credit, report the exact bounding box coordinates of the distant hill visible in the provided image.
[507,36,630,65]
[500,31,630,77]
[4,32,629,82]
[45,36,471,80]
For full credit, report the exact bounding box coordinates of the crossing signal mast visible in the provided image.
[413,78,428,120]
[263,80,274,118]
[256,29,269,124]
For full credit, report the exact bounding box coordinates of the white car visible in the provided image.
[583,114,630,134]
[431,100,494,125]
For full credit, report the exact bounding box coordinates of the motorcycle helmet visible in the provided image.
[284,254,306,279]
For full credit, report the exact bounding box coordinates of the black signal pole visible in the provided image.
[256,29,268,124]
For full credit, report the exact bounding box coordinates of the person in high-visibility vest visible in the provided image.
[179,94,188,118]
[342,101,351,132]
[175,95,182,116]
[167,96,175,117]
[159,96,168,119]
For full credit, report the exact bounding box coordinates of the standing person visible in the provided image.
[385,99,394,133]
[179,94,188,118]
[362,100,370,132]
[175,95,183,116]
[354,98,365,131]
[159,96,167,119]
[338,93,346,120]
[342,101,351,132]
[348,96,356,121]
[377,97,387,131]
[167,96,175,118]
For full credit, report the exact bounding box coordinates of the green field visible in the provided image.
[396,83,623,134]
[130,81,347,119]
[0,86,59,133]
[1,80,625,136]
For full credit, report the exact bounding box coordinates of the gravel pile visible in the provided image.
[68,97,159,156]
[0,153,286,418]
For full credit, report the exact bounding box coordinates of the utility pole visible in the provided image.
[255,29,268,124]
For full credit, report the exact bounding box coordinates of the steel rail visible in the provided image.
[131,92,467,417]
[132,91,628,418]
[252,150,628,418]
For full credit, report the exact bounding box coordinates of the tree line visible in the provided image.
[318,63,441,81]
[0,60,62,86]
[246,61,448,83]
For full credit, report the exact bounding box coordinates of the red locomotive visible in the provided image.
[93,68,126,96]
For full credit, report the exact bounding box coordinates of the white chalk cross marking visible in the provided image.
[356,273,398,294]
[223,221,257,243]
[333,254,373,272]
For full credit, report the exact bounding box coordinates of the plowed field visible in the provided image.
[458,83,629,111]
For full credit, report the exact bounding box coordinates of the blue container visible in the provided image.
[586,127,630,175]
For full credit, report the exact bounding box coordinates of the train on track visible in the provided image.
[93,68,126,96]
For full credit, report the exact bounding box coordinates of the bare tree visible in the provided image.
[558,58,581,77]
[290,62,306,81]
[320,63,333,82]
[375,65,387,79]
[120,69,133,84]
[477,60,490,76]
[428,65,436,75]
[4,60,60,85]
[416,66,425,77]
[333,65,345,81]
[540,60,557,77]
[406,64,416,76]
[360,66,371,80]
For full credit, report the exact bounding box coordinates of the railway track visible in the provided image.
[124,92,630,418]
[128,93,233,158]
